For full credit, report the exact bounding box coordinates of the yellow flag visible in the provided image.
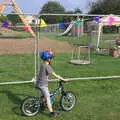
[40,18,47,27]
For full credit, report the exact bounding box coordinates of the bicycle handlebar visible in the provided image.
[59,80,65,87]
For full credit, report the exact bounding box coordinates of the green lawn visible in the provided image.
[40,33,118,48]
[0,30,33,38]
[0,54,35,82]
[0,53,120,120]
[40,33,90,46]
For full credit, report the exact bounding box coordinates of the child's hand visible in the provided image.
[63,78,69,82]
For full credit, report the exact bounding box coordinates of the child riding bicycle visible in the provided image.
[36,49,68,118]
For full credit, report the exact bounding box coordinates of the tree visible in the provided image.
[74,8,82,14]
[89,0,120,14]
[0,15,7,23]
[62,11,74,23]
[63,10,82,23]
[7,11,22,26]
[40,1,65,24]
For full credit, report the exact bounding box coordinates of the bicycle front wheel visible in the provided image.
[60,91,76,111]
[21,97,41,117]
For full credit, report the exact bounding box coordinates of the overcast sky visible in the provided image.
[0,0,92,14]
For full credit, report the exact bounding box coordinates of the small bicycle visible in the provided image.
[21,80,76,117]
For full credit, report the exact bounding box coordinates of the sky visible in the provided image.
[0,0,92,14]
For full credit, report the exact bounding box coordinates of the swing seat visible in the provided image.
[70,60,91,65]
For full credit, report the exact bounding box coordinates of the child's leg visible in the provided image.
[45,96,53,112]
[37,86,59,117]
[39,86,53,112]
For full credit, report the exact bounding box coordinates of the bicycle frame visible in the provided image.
[50,81,65,97]
[21,81,76,116]
[36,81,65,100]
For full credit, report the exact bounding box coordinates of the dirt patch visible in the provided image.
[0,37,73,54]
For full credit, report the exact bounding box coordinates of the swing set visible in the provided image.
[0,0,35,37]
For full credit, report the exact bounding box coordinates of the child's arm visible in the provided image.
[52,72,68,81]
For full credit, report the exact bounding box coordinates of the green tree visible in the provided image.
[89,0,120,14]
[7,11,22,26]
[0,15,7,23]
[62,11,74,23]
[74,8,82,14]
[40,1,65,24]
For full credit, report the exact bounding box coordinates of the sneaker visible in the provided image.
[49,112,60,118]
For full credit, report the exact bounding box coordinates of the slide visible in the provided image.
[58,21,75,36]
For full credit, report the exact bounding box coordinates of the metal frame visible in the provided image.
[0,13,120,85]
[70,46,91,65]
[0,13,39,85]
[0,0,35,37]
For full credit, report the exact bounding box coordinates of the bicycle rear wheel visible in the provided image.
[21,97,41,116]
[60,91,76,111]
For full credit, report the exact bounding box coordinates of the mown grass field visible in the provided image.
[0,29,33,38]
[0,53,120,120]
[40,33,118,48]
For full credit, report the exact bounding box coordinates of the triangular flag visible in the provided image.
[40,18,47,27]
[1,21,9,28]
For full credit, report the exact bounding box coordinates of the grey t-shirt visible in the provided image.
[36,63,53,87]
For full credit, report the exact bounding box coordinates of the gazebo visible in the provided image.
[97,14,120,51]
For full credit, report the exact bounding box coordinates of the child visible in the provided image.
[36,49,68,117]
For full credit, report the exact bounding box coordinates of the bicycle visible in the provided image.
[21,80,76,117]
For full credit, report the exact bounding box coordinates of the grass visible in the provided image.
[0,53,120,120]
[40,32,119,48]
[0,29,33,38]
[0,54,35,82]
[40,32,90,46]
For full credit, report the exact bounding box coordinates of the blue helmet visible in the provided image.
[40,50,55,60]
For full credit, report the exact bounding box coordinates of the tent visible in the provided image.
[97,14,120,50]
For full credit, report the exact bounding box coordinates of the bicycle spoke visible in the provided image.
[60,91,76,111]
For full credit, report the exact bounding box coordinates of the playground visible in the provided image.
[0,37,72,54]
[0,0,120,120]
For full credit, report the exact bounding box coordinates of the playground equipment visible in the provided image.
[58,21,75,36]
[69,18,91,65]
[0,0,35,37]
[59,18,84,37]
[70,45,91,65]
[71,19,84,37]
[1,13,120,86]
[58,17,90,65]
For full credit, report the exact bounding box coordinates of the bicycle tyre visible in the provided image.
[21,97,41,117]
[60,91,76,111]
